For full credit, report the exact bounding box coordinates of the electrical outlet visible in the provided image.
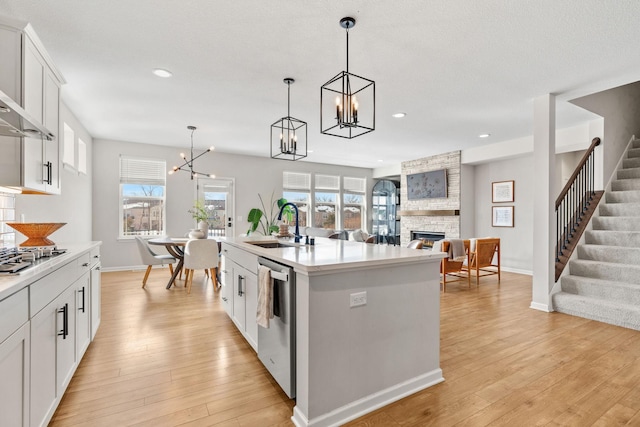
[350,291,367,307]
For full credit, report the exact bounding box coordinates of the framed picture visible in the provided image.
[492,206,514,227]
[492,180,514,203]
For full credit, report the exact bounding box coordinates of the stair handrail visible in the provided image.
[555,137,600,208]
[555,137,602,280]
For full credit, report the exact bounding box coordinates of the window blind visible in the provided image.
[344,177,366,193]
[119,156,166,185]
[315,174,340,190]
[283,171,311,190]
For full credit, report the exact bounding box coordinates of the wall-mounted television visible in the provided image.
[407,169,447,200]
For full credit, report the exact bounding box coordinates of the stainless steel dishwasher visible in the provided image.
[257,256,296,399]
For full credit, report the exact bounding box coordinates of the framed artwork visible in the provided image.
[407,169,447,200]
[492,206,514,227]
[492,180,514,203]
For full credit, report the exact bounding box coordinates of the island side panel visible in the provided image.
[294,259,443,424]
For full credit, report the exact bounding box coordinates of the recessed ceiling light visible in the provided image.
[153,68,173,78]
[377,159,384,162]
[307,150,314,153]
[392,112,406,118]
[478,133,491,138]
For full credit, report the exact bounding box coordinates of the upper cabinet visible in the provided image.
[0,17,65,194]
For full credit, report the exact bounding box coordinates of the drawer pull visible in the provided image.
[82,262,89,267]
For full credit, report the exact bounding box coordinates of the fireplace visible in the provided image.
[410,231,445,249]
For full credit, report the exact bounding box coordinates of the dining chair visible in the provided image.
[406,239,424,249]
[135,236,177,288]
[183,239,219,294]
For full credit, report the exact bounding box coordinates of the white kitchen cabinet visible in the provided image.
[90,251,101,340]
[220,254,233,317]
[221,243,258,351]
[75,273,91,361]
[0,288,30,427]
[30,284,77,427]
[0,18,63,194]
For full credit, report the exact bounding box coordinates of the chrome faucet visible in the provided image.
[278,202,300,243]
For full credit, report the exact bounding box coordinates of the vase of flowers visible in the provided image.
[188,200,209,238]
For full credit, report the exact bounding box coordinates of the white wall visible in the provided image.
[15,103,93,244]
[571,81,640,182]
[92,139,373,269]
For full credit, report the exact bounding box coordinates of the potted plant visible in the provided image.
[247,192,293,236]
[188,200,209,238]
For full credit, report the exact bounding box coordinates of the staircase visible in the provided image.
[553,138,640,331]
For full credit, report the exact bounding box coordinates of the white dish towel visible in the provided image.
[257,265,274,328]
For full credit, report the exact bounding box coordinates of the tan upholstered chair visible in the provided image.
[407,239,424,249]
[364,235,376,244]
[135,236,176,288]
[440,240,470,292]
[467,238,500,285]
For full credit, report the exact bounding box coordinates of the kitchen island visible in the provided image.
[221,236,445,427]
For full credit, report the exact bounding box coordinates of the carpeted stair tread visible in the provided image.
[617,167,640,179]
[627,147,640,159]
[623,157,640,169]
[577,244,640,264]
[569,259,640,284]
[592,216,640,231]
[605,190,640,203]
[599,202,640,216]
[561,275,640,305]
[611,178,640,191]
[553,292,640,331]
[585,230,640,247]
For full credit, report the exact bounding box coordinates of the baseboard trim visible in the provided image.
[530,301,552,312]
[291,369,444,427]
[501,266,532,276]
[100,264,170,273]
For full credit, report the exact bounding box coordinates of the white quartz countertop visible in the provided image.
[223,236,445,274]
[0,241,101,301]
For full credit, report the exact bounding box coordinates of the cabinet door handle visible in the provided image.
[43,161,53,185]
[79,287,86,313]
[58,303,68,339]
[238,275,244,296]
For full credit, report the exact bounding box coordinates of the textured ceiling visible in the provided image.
[1,1,639,168]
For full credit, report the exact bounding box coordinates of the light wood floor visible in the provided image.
[51,269,640,426]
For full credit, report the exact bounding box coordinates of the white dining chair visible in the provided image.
[183,239,219,294]
[135,236,177,288]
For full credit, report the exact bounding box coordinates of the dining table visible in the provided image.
[148,237,189,289]
[148,236,225,289]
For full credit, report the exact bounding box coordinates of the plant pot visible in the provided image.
[188,229,205,239]
[198,221,209,238]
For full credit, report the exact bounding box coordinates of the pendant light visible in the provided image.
[271,78,308,161]
[321,17,375,139]
[168,126,215,180]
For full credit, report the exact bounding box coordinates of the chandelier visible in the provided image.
[168,126,215,180]
[271,78,308,161]
[320,17,375,139]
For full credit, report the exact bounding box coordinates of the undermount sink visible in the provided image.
[246,241,297,249]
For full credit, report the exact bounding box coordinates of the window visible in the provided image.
[77,139,87,174]
[314,174,339,229]
[283,171,311,227]
[119,156,166,238]
[62,122,75,169]
[343,177,366,231]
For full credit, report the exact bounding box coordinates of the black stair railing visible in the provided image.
[555,137,601,264]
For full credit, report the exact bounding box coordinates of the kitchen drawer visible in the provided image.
[89,247,100,266]
[221,243,258,274]
[30,259,80,316]
[0,287,28,344]
[77,252,91,271]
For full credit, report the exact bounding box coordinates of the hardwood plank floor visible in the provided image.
[51,269,640,426]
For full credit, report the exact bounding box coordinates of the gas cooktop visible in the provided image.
[0,246,67,274]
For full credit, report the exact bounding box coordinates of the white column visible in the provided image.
[531,94,555,311]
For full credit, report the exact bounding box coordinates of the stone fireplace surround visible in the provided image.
[400,151,461,246]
